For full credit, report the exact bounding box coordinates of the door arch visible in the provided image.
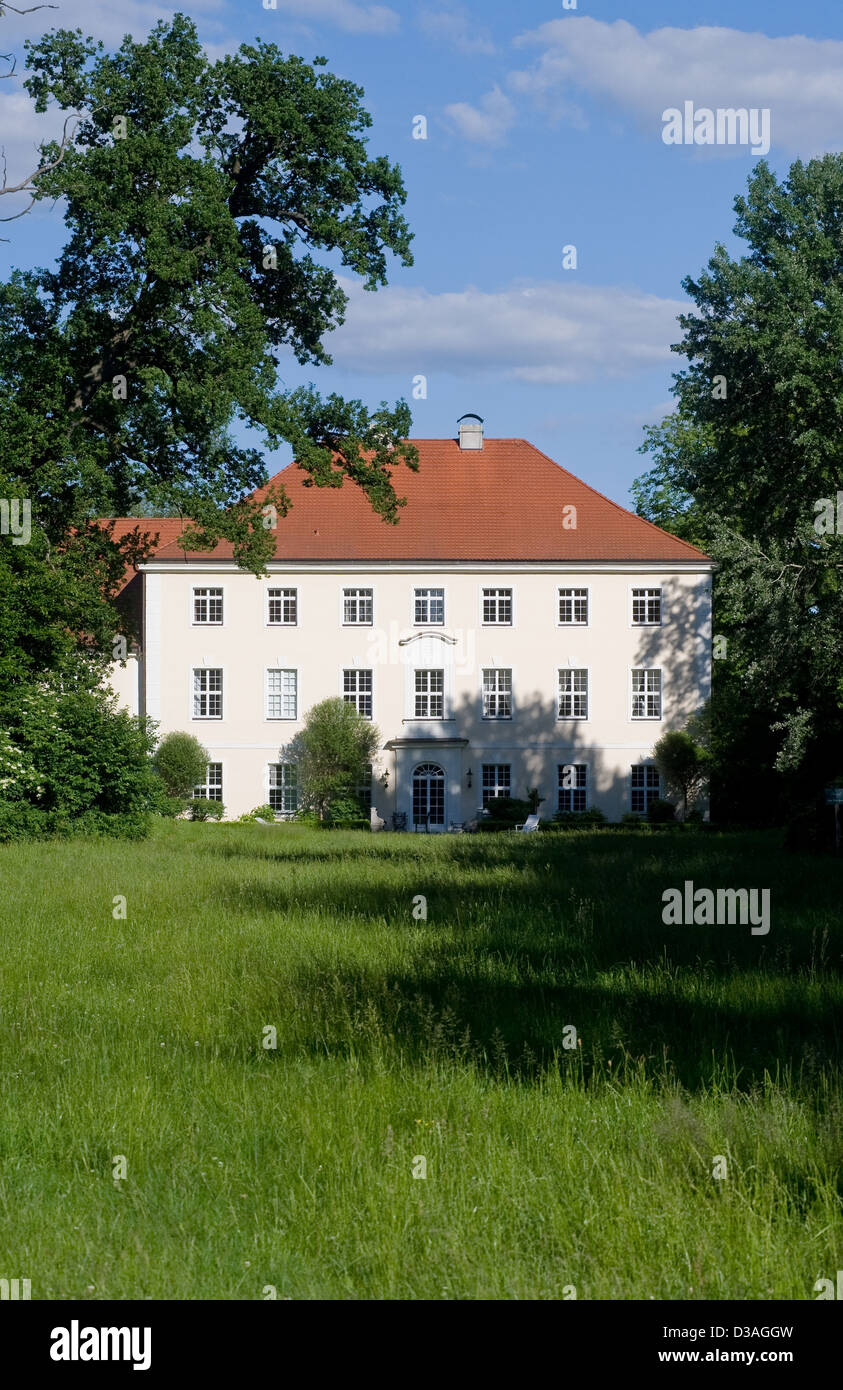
[412,762,445,830]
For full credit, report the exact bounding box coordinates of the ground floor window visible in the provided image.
[558,764,587,813]
[631,764,660,813]
[412,762,445,828]
[481,764,511,806]
[268,763,298,816]
[193,763,223,801]
[356,765,373,811]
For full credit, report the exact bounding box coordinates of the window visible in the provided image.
[482,668,512,719]
[631,587,662,625]
[482,587,512,624]
[631,765,661,813]
[193,763,223,801]
[631,668,662,719]
[267,587,297,625]
[193,668,222,719]
[557,668,588,720]
[414,669,444,718]
[356,765,373,812]
[266,668,297,719]
[343,588,373,625]
[414,587,444,625]
[193,587,223,625]
[558,764,587,814]
[558,588,588,625]
[268,763,297,816]
[343,668,373,719]
[482,764,511,807]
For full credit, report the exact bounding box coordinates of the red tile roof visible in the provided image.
[109,440,711,566]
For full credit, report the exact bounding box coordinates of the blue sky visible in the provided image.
[3,0,843,506]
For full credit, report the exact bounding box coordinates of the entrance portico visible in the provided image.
[385,737,469,830]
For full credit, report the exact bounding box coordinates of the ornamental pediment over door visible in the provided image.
[398,631,459,646]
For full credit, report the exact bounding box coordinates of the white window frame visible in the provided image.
[556,667,589,721]
[480,586,514,627]
[630,667,662,720]
[342,667,374,720]
[341,586,374,626]
[266,586,298,626]
[412,585,446,627]
[629,585,663,627]
[481,667,513,720]
[191,586,224,626]
[557,586,589,626]
[630,764,661,814]
[193,761,224,802]
[481,764,511,807]
[557,764,587,814]
[413,668,445,720]
[267,762,298,818]
[265,667,298,720]
[192,667,223,720]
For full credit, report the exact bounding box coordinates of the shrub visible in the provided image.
[621,812,644,826]
[323,795,370,829]
[550,807,608,829]
[187,798,225,821]
[237,804,277,823]
[282,698,380,821]
[647,798,677,824]
[0,802,150,842]
[153,732,210,799]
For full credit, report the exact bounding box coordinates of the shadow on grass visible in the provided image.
[203,829,843,1092]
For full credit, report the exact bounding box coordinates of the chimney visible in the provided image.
[457,413,484,450]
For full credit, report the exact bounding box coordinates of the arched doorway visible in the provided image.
[412,762,445,831]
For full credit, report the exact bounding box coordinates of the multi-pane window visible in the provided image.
[414,587,445,625]
[558,764,587,814]
[193,763,223,801]
[558,588,588,624]
[557,668,588,719]
[631,588,662,625]
[266,668,297,719]
[482,668,512,719]
[631,668,662,719]
[482,764,511,807]
[193,587,223,624]
[193,668,222,718]
[482,587,512,624]
[631,765,661,813]
[343,588,373,625]
[267,587,297,625]
[414,669,444,718]
[343,668,373,719]
[268,763,297,816]
[356,765,373,812]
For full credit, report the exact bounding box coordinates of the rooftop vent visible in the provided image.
[457,413,484,450]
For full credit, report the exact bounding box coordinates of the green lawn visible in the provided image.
[0,823,840,1299]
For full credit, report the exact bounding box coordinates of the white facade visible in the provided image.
[112,556,713,825]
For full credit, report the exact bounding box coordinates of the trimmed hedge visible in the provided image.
[0,802,151,843]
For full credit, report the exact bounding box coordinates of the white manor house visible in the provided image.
[108,416,714,827]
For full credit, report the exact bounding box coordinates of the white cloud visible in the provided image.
[260,0,399,35]
[509,18,843,155]
[418,7,495,56]
[326,276,687,384]
[444,85,515,145]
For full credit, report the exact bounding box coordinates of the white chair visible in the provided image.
[514,814,541,833]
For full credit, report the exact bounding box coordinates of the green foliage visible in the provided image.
[550,807,608,829]
[0,682,158,816]
[153,732,210,799]
[647,798,677,824]
[283,697,379,821]
[0,14,417,696]
[236,804,277,823]
[322,794,370,830]
[187,798,224,821]
[653,729,709,819]
[475,796,534,831]
[633,156,843,816]
[0,802,150,842]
